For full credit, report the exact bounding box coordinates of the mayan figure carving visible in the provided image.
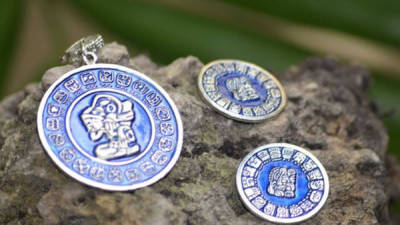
[267,167,296,198]
[81,94,140,160]
[226,77,259,101]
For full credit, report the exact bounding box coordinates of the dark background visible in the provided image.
[1,0,399,213]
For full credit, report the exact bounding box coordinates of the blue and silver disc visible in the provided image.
[198,60,286,122]
[236,143,329,223]
[37,64,183,191]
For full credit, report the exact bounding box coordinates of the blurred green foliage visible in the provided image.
[70,0,310,72]
[0,0,23,96]
[221,0,400,47]
[370,75,400,158]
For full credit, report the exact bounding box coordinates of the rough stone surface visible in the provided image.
[0,42,397,225]
[41,65,76,92]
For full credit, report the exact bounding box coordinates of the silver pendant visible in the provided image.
[236,143,329,223]
[198,59,286,122]
[37,35,183,191]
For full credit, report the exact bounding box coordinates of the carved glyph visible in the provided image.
[226,77,259,101]
[81,94,140,160]
[267,167,296,198]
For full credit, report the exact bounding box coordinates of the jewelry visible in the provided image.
[37,35,183,191]
[236,143,329,223]
[197,59,286,122]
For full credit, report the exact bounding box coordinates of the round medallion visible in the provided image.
[37,64,183,191]
[198,59,286,122]
[236,143,329,223]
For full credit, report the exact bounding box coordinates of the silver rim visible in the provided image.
[37,63,183,191]
[236,143,329,223]
[197,59,287,123]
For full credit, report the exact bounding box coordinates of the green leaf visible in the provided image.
[219,0,400,48]
[370,75,400,158]
[68,0,309,72]
[0,0,23,97]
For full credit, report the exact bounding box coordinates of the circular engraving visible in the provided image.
[198,59,286,122]
[236,143,329,223]
[38,64,183,191]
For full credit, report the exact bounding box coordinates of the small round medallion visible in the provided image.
[236,143,329,223]
[198,60,286,122]
[37,64,183,191]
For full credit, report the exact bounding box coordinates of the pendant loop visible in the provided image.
[61,34,104,65]
[82,48,98,65]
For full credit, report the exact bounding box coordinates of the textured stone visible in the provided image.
[0,42,396,225]
[41,65,76,92]
[97,42,130,66]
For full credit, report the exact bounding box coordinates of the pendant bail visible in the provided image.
[61,34,104,66]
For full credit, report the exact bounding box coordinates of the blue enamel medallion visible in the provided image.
[198,60,286,122]
[236,143,329,223]
[38,64,183,191]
